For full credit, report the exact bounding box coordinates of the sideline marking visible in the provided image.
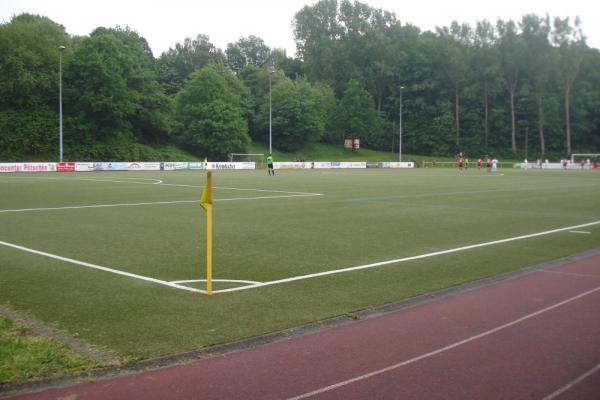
[0,193,322,213]
[171,279,262,285]
[0,239,201,293]
[568,230,591,234]
[213,220,600,294]
[2,175,321,196]
[0,200,198,213]
[542,362,600,400]
[4,176,164,185]
[321,171,506,178]
[1,221,598,295]
[345,182,600,203]
[286,285,600,400]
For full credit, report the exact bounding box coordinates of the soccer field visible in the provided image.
[0,168,599,358]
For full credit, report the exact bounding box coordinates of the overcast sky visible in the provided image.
[2,0,597,56]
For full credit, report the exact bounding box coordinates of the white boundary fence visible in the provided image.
[0,161,416,173]
[4,160,600,173]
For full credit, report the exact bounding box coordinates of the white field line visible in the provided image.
[2,175,322,196]
[0,194,323,213]
[0,239,201,293]
[346,183,600,202]
[212,220,600,294]
[0,220,598,295]
[0,200,198,213]
[568,230,591,234]
[4,176,164,185]
[286,285,600,400]
[321,172,507,177]
[171,279,262,285]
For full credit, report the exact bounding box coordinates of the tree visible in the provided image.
[436,22,472,147]
[338,79,384,149]
[175,65,250,159]
[257,78,327,152]
[157,34,225,96]
[226,35,271,75]
[552,17,585,154]
[520,14,551,155]
[473,19,500,150]
[63,27,171,159]
[293,0,345,90]
[497,19,526,152]
[0,14,71,160]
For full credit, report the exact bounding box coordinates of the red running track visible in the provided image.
[8,254,600,400]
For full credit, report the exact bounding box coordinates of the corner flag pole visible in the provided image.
[200,171,213,296]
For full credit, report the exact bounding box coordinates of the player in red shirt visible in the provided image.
[486,158,492,173]
[477,158,482,171]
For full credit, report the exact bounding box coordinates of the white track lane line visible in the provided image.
[286,286,600,400]
[542,362,600,400]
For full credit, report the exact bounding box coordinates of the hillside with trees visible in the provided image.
[1,0,599,161]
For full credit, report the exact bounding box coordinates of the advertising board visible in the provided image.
[274,162,305,170]
[382,162,414,168]
[128,162,161,171]
[57,162,76,172]
[161,162,189,171]
[208,162,255,170]
[188,162,206,170]
[0,163,57,173]
[74,162,96,172]
[96,162,129,171]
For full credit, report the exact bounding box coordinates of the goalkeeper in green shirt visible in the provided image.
[266,154,275,176]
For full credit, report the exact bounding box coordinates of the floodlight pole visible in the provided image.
[269,67,273,154]
[58,45,66,162]
[399,86,404,163]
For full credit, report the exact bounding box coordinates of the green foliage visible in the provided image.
[0,14,70,161]
[1,7,599,161]
[257,78,328,152]
[293,1,599,158]
[338,79,384,149]
[0,14,69,110]
[0,317,95,385]
[226,35,271,75]
[157,34,226,96]
[64,27,171,148]
[175,65,250,159]
[0,109,57,160]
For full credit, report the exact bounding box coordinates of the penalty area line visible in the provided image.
[212,220,600,294]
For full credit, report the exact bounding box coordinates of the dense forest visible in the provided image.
[1,0,599,161]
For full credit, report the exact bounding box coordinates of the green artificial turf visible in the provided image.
[0,168,598,363]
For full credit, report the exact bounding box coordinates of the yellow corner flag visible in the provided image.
[200,171,213,211]
[201,171,213,295]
